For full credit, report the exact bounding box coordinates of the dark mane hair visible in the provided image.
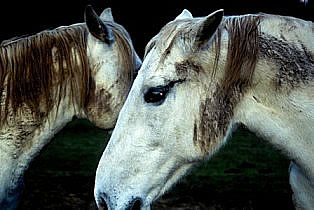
[216,14,261,92]
[196,14,262,153]
[0,24,92,124]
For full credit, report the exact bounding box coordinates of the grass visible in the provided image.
[188,128,290,190]
[20,120,293,209]
[27,119,109,177]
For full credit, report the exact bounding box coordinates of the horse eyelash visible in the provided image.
[167,78,186,88]
[147,78,186,96]
[144,78,186,104]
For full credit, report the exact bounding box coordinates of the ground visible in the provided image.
[17,120,294,210]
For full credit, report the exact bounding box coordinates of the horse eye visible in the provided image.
[144,86,169,105]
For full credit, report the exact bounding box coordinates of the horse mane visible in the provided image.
[215,14,261,92]
[194,14,262,153]
[0,20,135,125]
[0,24,93,124]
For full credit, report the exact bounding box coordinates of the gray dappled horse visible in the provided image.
[94,9,314,210]
[0,5,141,209]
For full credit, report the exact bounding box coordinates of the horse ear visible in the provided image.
[84,5,114,44]
[175,9,193,20]
[100,8,114,22]
[195,9,224,48]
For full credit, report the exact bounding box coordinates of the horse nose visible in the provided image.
[123,197,142,210]
[129,198,142,210]
[95,191,144,210]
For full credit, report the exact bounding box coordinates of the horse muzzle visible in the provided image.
[95,190,150,210]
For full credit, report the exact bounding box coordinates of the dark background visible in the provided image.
[0,0,313,57]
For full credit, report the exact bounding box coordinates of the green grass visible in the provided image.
[27,119,109,177]
[186,128,290,190]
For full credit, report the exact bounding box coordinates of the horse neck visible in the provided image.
[0,27,92,206]
[232,14,314,179]
[0,93,78,209]
[234,66,314,180]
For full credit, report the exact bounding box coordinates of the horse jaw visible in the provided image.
[93,11,225,208]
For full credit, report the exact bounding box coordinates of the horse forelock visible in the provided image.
[144,20,196,65]
[157,15,261,86]
[0,24,93,124]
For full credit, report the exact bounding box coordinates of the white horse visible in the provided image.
[94,8,314,210]
[0,5,141,209]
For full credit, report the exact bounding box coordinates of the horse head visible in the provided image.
[94,9,226,209]
[0,5,141,209]
[84,5,141,130]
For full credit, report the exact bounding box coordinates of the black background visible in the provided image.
[0,0,313,58]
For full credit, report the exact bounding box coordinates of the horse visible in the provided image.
[0,5,141,209]
[94,8,314,210]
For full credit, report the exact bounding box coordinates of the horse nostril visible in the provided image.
[97,193,108,210]
[131,199,142,210]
